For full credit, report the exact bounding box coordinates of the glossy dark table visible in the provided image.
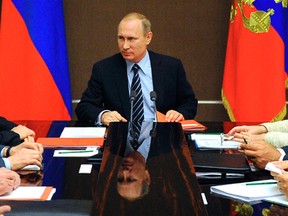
[0,121,281,215]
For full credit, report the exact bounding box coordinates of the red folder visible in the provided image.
[156,111,207,132]
[37,137,104,148]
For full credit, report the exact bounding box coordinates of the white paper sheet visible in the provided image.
[79,164,93,174]
[60,127,106,138]
[210,179,283,203]
[0,186,56,200]
[191,134,240,149]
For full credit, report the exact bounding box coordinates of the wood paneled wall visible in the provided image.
[64,1,232,121]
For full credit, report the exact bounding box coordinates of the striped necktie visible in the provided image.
[131,64,144,123]
[130,64,144,140]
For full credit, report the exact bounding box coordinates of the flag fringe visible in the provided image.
[221,89,286,122]
[221,89,236,122]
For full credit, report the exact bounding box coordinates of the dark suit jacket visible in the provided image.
[75,51,198,123]
[0,117,21,168]
[0,117,20,147]
[282,146,288,160]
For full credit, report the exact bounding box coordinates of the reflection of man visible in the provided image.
[117,122,153,201]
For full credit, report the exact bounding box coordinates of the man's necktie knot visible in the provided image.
[132,64,140,73]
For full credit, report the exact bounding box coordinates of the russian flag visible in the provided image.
[222,0,288,122]
[0,0,72,120]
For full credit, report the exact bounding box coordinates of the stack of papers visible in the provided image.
[37,127,106,148]
[180,120,207,132]
[210,179,283,203]
[0,186,56,201]
[191,134,240,149]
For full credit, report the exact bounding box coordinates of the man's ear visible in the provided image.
[145,170,151,185]
[146,32,153,45]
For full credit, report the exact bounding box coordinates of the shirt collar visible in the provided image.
[126,50,150,75]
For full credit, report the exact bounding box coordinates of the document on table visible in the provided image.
[53,147,99,157]
[191,133,240,149]
[210,179,283,203]
[0,186,56,201]
[156,111,207,131]
[60,127,106,138]
[263,195,288,207]
[37,137,104,147]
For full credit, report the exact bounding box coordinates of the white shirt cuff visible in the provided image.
[277,148,286,161]
[96,110,110,126]
[3,158,11,169]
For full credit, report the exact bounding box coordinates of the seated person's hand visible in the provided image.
[11,125,35,141]
[228,125,267,136]
[101,111,127,126]
[0,205,11,215]
[232,132,265,144]
[165,110,184,122]
[239,140,280,169]
[0,167,20,195]
[271,169,288,197]
[10,141,43,155]
[8,148,43,171]
[270,161,288,171]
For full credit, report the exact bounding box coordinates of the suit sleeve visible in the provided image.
[174,60,198,119]
[0,131,21,147]
[0,117,21,146]
[75,63,105,123]
[0,116,17,130]
[282,146,288,160]
[155,56,198,119]
[0,158,6,168]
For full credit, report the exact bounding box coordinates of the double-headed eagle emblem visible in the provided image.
[230,0,287,33]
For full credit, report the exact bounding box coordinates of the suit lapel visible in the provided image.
[150,52,164,108]
[113,57,131,119]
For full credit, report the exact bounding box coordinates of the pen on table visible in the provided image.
[58,150,95,154]
[246,182,277,186]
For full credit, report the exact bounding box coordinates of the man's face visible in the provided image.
[117,19,152,63]
[116,153,150,200]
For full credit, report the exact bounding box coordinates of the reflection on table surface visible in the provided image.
[0,121,285,215]
[93,122,207,215]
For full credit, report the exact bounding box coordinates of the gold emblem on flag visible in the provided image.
[230,0,287,33]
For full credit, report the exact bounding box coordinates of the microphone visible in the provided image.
[150,91,158,137]
[130,90,137,138]
[150,91,158,123]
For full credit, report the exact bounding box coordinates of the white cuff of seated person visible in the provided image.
[277,148,286,161]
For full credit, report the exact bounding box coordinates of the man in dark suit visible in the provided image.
[76,12,198,126]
